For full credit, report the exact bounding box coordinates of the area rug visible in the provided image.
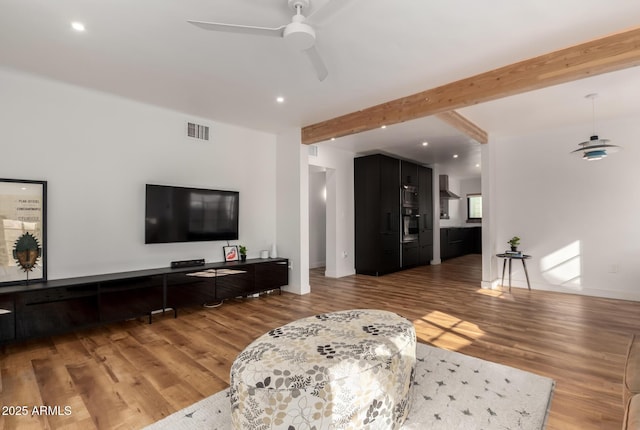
[144,342,555,430]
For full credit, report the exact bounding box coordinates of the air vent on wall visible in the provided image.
[187,121,210,141]
[308,145,318,157]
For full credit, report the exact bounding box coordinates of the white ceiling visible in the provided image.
[2,0,640,178]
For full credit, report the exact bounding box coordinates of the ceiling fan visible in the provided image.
[188,0,348,81]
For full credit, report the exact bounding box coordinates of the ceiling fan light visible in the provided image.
[284,21,316,50]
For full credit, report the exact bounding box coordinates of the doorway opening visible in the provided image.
[308,166,327,272]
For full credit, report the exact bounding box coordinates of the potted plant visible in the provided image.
[238,245,247,262]
[508,236,520,252]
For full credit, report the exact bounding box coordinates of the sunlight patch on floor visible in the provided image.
[475,287,521,301]
[414,310,484,351]
[475,288,506,298]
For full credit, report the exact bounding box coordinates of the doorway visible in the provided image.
[308,166,327,271]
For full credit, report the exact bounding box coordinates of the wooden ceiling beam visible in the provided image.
[301,26,640,145]
[435,111,488,144]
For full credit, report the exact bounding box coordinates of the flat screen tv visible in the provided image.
[145,184,239,244]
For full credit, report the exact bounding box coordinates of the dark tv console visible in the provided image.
[0,257,288,345]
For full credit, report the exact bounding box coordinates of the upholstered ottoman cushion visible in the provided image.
[230,309,416,430]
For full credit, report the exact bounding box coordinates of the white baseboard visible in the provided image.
[485,278,640,301]
[324,268,356,278]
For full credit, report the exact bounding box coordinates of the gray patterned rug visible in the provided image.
[144,342,554,430]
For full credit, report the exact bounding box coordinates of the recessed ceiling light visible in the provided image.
[331,137,336,141]
[453,154,459,159]
[381,125,386,129]
[476,163,480,168]
[276,96,285,103]
[422,141,429,147]
[71,22,85,32]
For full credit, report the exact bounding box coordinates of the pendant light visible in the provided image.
[570,93,621,161]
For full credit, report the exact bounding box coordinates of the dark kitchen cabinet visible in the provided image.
[418,166,434,265]
[441,227,482,260]
[402,242,419,267]
[355,154,401,275]
[401,160,419,186]
[355,155,433,275]
[467,226,482,254]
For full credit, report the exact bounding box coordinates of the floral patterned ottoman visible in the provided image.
[230,309,416,429]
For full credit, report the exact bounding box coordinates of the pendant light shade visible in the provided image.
[572,134,620,161]
[571,94,621,161]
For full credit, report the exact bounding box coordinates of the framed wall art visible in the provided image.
[0,179,47,285]
[223,245,239,262]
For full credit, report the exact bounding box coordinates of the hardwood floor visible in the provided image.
[1,254,639,429]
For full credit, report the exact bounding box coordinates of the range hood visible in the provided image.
[439,175,460,199]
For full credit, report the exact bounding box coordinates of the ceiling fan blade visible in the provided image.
[304,45,328,81]
[188,20,285,38]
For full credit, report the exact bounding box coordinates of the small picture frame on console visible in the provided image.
[223,245,239,262]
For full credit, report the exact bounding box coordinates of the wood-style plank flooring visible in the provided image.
[1,254,639,429]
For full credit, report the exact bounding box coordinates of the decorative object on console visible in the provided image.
[223,245,239,262]
[238,245,247,262]
[0,178,47,286]
[13,232,41,284]
[260,250,269,259]
[270,243,277,258]
[508,236,520,252]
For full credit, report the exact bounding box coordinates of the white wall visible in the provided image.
[309,144,355,278]
[308,169,326,269]
[481,143,498,288]
[490,116,640,300]
[12,65,636,302]
[0,67,278,279]
[276,129,309,295]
